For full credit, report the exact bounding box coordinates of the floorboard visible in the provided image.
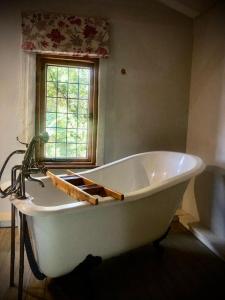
[0,221,225,300]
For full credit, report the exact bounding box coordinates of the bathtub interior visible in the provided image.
[24,152,198,207]
[81,151,198,193]
[25,178,78,206]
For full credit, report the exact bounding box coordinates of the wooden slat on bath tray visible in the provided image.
[46,170,124,205]
[67,170,124,201]
[46,171,98,205]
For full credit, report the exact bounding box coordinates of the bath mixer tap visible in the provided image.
[20,132,49,190]
[0,132,49,199]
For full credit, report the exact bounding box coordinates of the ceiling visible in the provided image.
[157,0,217,18]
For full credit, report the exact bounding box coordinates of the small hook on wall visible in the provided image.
[121,68,127,75]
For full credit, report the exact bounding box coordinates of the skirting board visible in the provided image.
[177,209,225,262]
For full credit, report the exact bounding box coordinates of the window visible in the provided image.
[36,55,98,168]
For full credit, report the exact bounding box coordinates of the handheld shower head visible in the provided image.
[39,132,49,143]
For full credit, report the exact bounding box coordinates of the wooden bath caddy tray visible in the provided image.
[46,170,124,205]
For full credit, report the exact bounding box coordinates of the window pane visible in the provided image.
[58,83,67,98]
[68,114,77,128]
[46,98,56,112]
[68,100,78,113]
[77,144,87,158]
[67,129,77,143]
[45,143,55,158]
[58,67,68,82]
[78,115,88,129]
[69,68,78,83]
[56,128,67,142]
[46,113,56,127]
[57,113,67,128]
[77,129,87,143]
[78,100,88,114]
[47,82,57,97]
[67,144,77,158]
[47,66,57,81]
[79,84,89,99]
[68,84,78,98]
[46,128,56,142]
[57,98,67,113]
[79,68,90,84]
[56,143,67,158]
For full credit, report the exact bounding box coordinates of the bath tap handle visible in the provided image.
[16,136,29,148]
[24,168,41,175]
[26,175,45,188]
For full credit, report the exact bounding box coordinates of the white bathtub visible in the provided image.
[12,151,205,277]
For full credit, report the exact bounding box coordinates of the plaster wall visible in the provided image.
[183,2,225,242]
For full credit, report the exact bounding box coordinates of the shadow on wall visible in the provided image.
[194,166,225,239]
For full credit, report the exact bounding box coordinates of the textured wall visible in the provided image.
[183,2,225,239]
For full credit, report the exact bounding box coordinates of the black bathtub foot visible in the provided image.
[48,254,102,299]
[153,226,171,248]
[73,254,102,274]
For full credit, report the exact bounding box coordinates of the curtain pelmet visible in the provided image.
[21,11,110,58]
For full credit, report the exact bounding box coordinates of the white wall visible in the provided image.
[0,0,193,214]
[0,2,23,212]
[183,2,225,242]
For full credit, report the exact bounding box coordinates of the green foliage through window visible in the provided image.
[44,65,90,159]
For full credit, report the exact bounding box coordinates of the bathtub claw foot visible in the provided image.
[74,254,102,274]
[153,226,171,248]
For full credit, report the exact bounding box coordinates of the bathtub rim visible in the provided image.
[9,151,205,216]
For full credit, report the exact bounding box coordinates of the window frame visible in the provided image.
[36,54,99,168]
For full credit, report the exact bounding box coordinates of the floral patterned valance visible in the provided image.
[21,11,110,58]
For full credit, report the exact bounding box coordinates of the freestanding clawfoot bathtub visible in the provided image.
[12,151,205,278]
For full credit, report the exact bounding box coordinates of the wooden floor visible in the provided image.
[1,221,225,300]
